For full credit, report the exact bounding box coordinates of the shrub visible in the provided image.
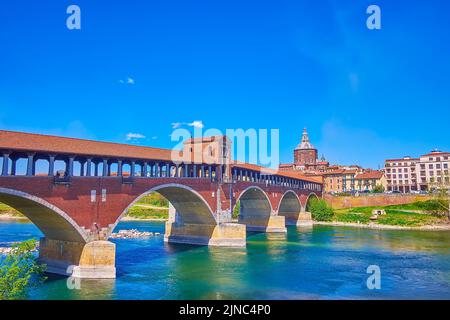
[233,201,240,219]
[307,198,334,221]
[372,185,385,193]
[0,239,46,300]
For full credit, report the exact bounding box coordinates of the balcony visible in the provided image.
[54,175,71,185]
[122,176,134,184]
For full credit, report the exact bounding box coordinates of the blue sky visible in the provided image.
[0,0,449,169]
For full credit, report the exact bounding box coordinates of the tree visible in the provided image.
[427,173,450,220]
[307,198,334,222]
[372,184,385,193]
[0,239,46,300]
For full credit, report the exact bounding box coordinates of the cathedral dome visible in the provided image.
[295,128,315,150]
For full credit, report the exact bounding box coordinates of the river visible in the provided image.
[0,220,449,300]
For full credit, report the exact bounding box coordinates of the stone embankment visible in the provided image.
[110,229,161,239]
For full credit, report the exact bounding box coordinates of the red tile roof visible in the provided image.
[355,171,384,180]
[385,158,419,162]
[421,151,450,157]
[0,130,322,184]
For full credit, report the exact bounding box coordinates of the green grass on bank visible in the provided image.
[0,203,23,217]
[334,208,444,227]
[332,199,449,227]
[125,193,169,220]
[126,206,169,220]
[385,199,448,212]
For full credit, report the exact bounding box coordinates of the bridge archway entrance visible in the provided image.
[305,193,319,213]
[236,186,286,233]
[115,183,245,247]
[278,191,302,226]
[0,187,88,243]
[0,187,115,279]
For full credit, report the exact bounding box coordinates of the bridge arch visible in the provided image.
[111,183,216,237]
[304,192,320,212]
[277,190,302,219]
[235,186,286,232]
[0,187,89,243]
[234,186,273,218]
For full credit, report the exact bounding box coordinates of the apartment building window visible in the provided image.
[436,164,441,169]
[429,164,433,169]
[444,163,448,169]
[437,157,441,161]
[420,164,425,169]
[398,168,402,172]
[429,157,433,161]
[405,174,408,178]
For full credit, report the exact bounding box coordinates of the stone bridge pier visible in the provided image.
[0,187,116,279]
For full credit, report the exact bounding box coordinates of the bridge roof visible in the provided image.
[231,161,322,183]
[0,130,174,161]
[0,130,322,184]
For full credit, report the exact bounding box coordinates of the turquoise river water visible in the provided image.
[0,220,449,300]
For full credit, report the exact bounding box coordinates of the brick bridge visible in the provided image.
[0,130,322,278]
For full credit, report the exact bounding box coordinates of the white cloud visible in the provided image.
[151,136,158,140]
[119,77,135,85]
[126,132,146,141]
[171,120,205,129]
[187,120,204,128]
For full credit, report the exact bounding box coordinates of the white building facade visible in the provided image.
[385,151,450,193]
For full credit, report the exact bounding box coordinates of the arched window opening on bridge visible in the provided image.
[53,158,67,177]
[11,157,27,176]
[109,162,119,176]
[122,162,131,177]
[34,158,50,176]
[97,161,106,177]
[133,163,141,177]
[72,160,83,177]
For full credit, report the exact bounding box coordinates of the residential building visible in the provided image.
[384,156,419,193]
[354,170,387,192]
[385,150,450,192]
[322,168,361,194]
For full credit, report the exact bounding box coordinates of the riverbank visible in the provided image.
[2,213,448,230]
[314,221,450,231]
[0,213,29,221]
